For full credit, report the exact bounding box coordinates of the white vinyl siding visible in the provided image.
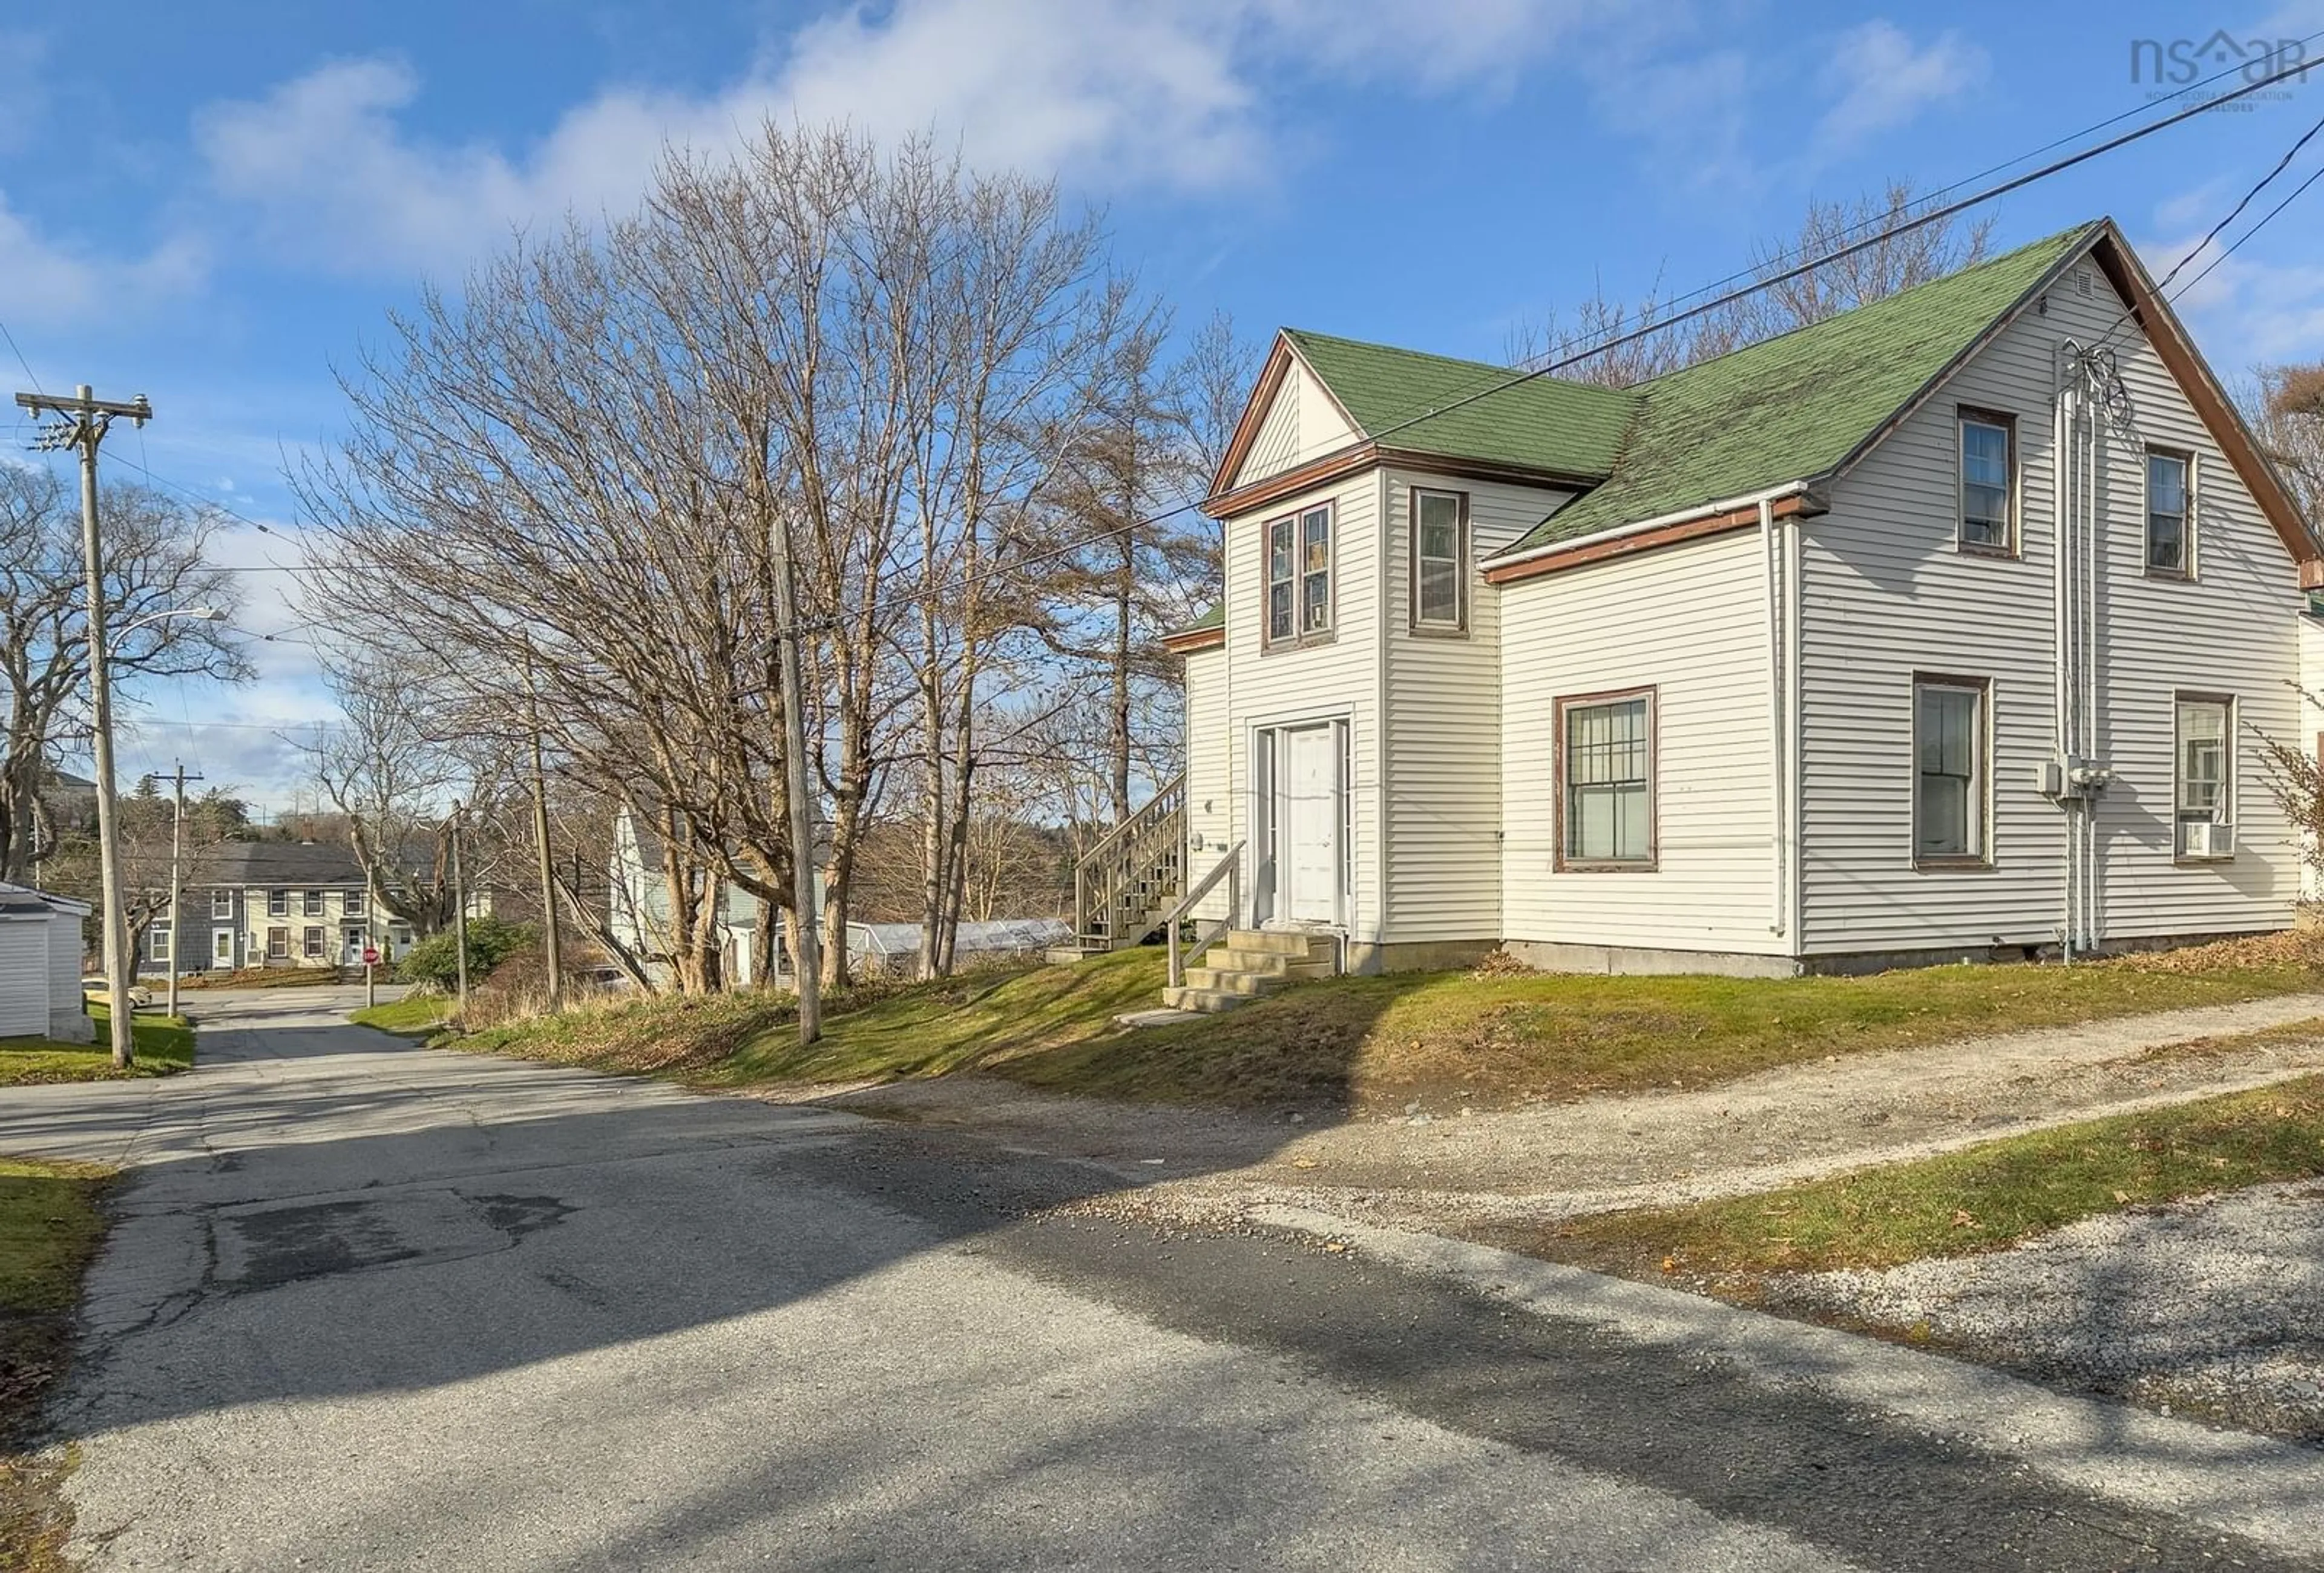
[1212,471,1385,948]
[1383,472,1569,945]
[1181,645,1234,921]
[0,919,44,1037]
[1801,260,2299,952]
[1228,355,1359,490]
[1502,527,1784,955]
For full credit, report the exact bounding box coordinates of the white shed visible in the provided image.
[0,882,93,1042]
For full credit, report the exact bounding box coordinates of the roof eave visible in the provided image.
[1480,480,1818,582]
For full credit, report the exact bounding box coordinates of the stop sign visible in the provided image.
[363,947,380,967]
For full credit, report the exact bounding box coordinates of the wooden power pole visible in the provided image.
[15,385,153,1069]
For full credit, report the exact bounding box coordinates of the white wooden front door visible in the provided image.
[1275,722,1342,925]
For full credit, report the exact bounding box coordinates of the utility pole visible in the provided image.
[162,762,203,1019]
[449,801,470,1014]
[364,865,380,1011]
[17,385,152,1070]
[767,506,821,1043]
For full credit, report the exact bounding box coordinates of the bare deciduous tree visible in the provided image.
[1509,182,1996,388]
[0,469,249,883]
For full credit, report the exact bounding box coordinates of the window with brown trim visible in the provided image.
[265,927,289,960]
[1913,675,1990,865]
[2176,694,2233,858]
[1957,408,2016,555]
[1555,688,1656,870]
[1265,501,1334,645]
[1410,488,1468,632]
[2145,447,2193,577]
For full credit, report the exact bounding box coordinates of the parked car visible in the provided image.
[80,976,155,1010]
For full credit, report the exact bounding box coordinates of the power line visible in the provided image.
[0,316,36,394]
[2170,159,2324,303]
[2153,109,2324,294]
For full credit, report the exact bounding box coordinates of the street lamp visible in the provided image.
[88,605,229,1068]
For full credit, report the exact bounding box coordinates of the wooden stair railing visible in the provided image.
[1072,772,1187,952]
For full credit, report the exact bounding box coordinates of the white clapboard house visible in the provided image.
[1064,220,2324,1011]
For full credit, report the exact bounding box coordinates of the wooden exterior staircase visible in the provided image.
[1161,928,1336,1014]
[1069,773,1186,954]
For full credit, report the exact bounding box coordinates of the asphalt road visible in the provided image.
[4,991,2315,1571]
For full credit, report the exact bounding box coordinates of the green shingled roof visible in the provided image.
[1282,329,1639,481]
[1498,221,2102,553]
[1168,602,1224,640]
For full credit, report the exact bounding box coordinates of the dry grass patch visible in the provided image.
[1510,1074,2324,1286]
[451,930,2324,1115]
[0,1157,115,1572]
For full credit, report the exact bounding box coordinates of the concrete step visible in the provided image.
[1222,930,1338,967]
[1160,985,1253,1014]
[1180,966,1285,997]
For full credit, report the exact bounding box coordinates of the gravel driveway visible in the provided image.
[1767,1177,2324,1443]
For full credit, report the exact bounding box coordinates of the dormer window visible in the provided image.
[1266,501,1333,645]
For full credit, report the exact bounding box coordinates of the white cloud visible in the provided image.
[0,190,207,331]
[1814,21,1988,154]
[192,0,1641,278]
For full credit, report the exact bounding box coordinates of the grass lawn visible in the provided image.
[452,931,2324,1115]
[0,1155,115,1572]
[1521,1072,2324,1282]
[349,996,453,1039]
[0,1008,195,1088]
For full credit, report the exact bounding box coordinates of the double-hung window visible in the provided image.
[345,888,365,918]
[2176,695,2231,855]
[1914,678,1988,863]
[1957,410,2015,553]
[149,922,171,963]
[2146,448,2192,577]
[266,927,289,961]
[303,926,325,959]
[1265,502,1333,645]
[304,890,325,917]
[211,889,232,919]
[1558,689,1654,869]
[1410,488,1468,632]
[267,889,288,918]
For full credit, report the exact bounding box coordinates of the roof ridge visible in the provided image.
[1281,326,1642,407]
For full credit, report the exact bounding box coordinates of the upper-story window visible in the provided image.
[345,888,366,918]
[1957,408,2015,554]
[268,888,288,918]
[304,890,326,917]
[1410,488,1468,632]
[1265,501,1333,645]
[211,889,232,919]
[2146,448,2193,577]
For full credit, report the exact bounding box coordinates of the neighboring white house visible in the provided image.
[608,808,800,988]
[0,882,93,1041]
[1157,218,2324,1002]
[139,841,418,976]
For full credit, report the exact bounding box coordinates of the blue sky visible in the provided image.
[8,0,2324,810]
